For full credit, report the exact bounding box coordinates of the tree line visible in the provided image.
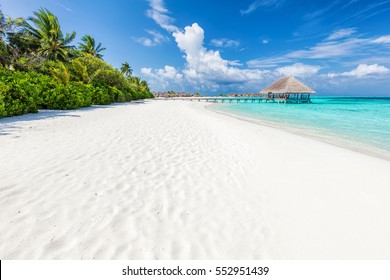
[0,7,153,118]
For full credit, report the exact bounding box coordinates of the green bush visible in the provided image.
[109,86,125,102]
[0,69,41,117]
[119,84,135,101]
[90,85,112,105]
[0,64,153,119]
[90,82,131,104]
[42,82,93,110]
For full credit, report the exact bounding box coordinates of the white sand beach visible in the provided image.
[0,100,389,259]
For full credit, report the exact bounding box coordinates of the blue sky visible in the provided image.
[2,0,390,95]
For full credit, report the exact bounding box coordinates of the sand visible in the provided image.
[0,100,389,259]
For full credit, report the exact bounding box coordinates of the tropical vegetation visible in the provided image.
[0,7,153,118]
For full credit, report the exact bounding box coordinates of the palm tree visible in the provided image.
[120,62,132,77]
[22,8,75,61]
[78,34,105,59]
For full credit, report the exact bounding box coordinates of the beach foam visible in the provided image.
[0,100,389,259]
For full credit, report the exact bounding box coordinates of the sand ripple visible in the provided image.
[1,100,389,259]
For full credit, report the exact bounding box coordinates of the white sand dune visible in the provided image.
[0,100,389,259]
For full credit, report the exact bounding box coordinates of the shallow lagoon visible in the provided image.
[212,97,390,160]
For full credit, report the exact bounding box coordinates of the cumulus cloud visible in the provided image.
[140,68,152,75]
[142,21,269,91]
[141,65,183,90]
[158,65,183,79]
[172,23,266,86]
[210,38,240,48]
[328,64,389,78]
[276,63,321,77]
[142,65,182,80]
[326,28,357,41]
[144,0,323,92]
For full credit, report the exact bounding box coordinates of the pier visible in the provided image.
[180,97,267,103]
[161,96,311,104]
[153,76,316,104]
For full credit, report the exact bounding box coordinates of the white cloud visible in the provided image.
[157,65,183,79]
[141,68,152,75]
[328,64,389,78]
[345,56,390,66]
[141,65,183,90]
[143,21,270,91]
[142,65,182,80]
[227,60,244,66]
[133,30,169,47]
[247,56,292,68]
[146,0,178,32]
[210,38,240,48]
[148,0,167,13]
[248,34,370,68]
[326,28,357,41]
[262,39,269,44]
[287,38,367,59]
[134,37,153,47]
[371,35,390,44]
[276,63,321,77]
[144,1,267,90]
[240,0,284,15]
[172,23,266,86]
[248,30,390,70]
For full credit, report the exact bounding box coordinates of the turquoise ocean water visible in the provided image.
[211,97,390,160]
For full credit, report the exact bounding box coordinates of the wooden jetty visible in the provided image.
[171,96,268,103]
[159,94,311,104]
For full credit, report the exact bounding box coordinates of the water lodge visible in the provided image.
[259,75,316,103]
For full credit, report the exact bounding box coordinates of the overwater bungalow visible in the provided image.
[260,75,316,103]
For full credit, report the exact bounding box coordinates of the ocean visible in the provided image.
[211,97,390,160]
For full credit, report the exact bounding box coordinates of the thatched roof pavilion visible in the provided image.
[260,76,315,103]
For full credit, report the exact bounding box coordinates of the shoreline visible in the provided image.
[1,100,390,259]
[207,103,390,162]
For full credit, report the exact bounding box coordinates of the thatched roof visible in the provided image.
[260,76,316,94]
